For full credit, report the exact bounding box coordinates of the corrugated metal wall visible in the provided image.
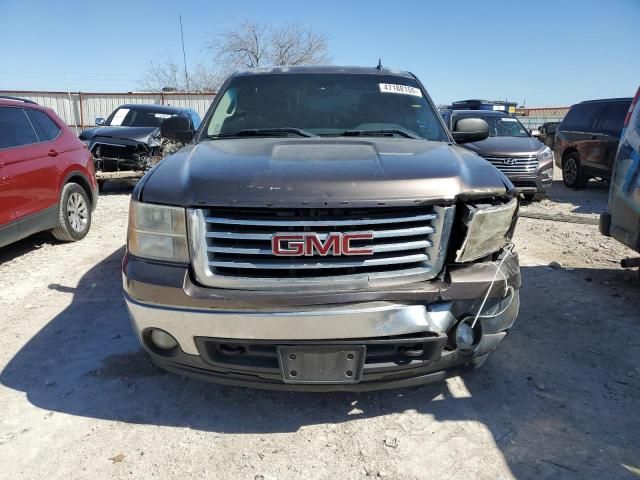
[0,91,216,129]
[516,107,569,130]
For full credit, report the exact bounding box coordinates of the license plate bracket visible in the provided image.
[277,345,366,384]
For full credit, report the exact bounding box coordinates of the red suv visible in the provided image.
[0,96,98,248]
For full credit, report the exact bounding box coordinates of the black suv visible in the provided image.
[538,122,560,149]
[79,104,201,187]
[554,98,632,188]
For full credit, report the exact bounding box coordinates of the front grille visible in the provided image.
[482,154,539,175]
[188,205,455,290]
[93,143,138,161]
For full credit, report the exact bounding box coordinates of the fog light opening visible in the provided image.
[456,323,474,350]
[455,318,482,353]
[149,328,178,350]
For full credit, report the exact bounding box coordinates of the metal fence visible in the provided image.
[1,89,567,134]
[516,116,565,130]
[0,90,216,130]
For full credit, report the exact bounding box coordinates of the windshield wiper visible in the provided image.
[210,128,317,139]
[339,129,421,139]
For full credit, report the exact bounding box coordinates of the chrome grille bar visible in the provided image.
[205,225,436,241]
[203,212,437,227]
[207,240,432,256]
[482,155,539,175]
[209,253,430,270]
[188,205,456,291]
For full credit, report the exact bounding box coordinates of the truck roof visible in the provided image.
[230,65,415,78]
[579,97,632,104]
[117,103,191,113]
[442,109,514,116]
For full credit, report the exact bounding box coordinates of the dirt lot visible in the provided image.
[1,175,639,480]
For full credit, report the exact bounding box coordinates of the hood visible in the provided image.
[79,125,160,144]
[138,138,513,208]
[463,136,545,156]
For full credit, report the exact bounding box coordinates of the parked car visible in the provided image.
[79,104,201,187]
[554,97,632,188]
[600,86,640,261]
[0,96,98,248]
[538,121,560,149]
[123,66,522,391]
[441,109,553,201]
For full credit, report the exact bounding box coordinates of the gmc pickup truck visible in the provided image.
[123,66,521,391]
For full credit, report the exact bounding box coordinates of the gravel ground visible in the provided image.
[0,176,639,480]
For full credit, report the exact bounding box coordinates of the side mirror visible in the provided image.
[95,117,105,126]
[160,116,194,143]
[452,118,489,144]
[530,129,542,138]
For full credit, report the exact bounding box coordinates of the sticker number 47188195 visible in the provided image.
[378,83,423,97]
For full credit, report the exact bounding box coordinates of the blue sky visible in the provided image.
[0,0,638,106]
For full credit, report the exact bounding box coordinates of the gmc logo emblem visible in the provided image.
[271,232,374,256]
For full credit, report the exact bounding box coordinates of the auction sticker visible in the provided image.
[110,108,130,126]
[379,83,423,97]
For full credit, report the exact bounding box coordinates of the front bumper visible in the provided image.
[123,251,521,391]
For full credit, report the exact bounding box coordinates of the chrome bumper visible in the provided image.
[125,296,457,355]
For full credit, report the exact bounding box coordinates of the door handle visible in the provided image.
[590,135,599,140]
[48,149,59,157]
[0,162,4,169]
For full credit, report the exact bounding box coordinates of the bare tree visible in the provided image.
[139,55,182,92]
[139,20,330,92]
[208,20,330,69]
[139,56,219,93]
[189,62,225,92]
[270,24,330,66]
[209,20,270,69]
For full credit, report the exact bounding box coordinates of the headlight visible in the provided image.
[540,166,553,179]
[455,198,518,263]
[537,146,553,161]
[127,201,189,262]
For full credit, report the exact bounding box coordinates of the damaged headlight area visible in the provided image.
[127,201,189,263]
[455,197,518,263]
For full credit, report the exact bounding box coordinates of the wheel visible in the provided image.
[523,192,544,202]
[51,183,92,242]
[562,153,588,188]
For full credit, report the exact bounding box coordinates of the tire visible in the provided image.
[562,152,588,188]
[523,192,544,202]
[51,183,92,242]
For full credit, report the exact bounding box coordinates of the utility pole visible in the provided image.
[64,73,79,135]
[179,15,190,93]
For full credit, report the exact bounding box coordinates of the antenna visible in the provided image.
[376,59,383,70]
[179,15,190,93]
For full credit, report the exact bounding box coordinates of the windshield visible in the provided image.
[452,112,529,138]
[106,107,176,127]
[204,73,448,141]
